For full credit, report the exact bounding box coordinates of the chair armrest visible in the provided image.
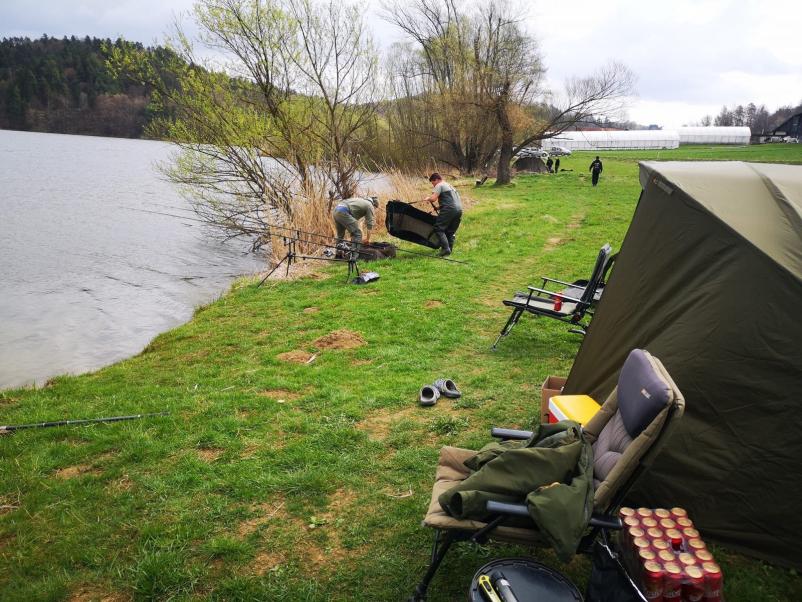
[486,501,529,517]
[589,513,623,530]
[527,286,583,304]
[541,276,575,287]
[491,427,534,440]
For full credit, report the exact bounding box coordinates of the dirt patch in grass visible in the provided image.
[302,307,320,314]
[196,448,225,462]
[313,329,366,350]
[249,550,285,575]
[68,586,129,602]
[277,350,315,363]
[258,388,301,401]
[55,464,101,479]
[356,406,420,441]
[543,236,565,251]
[238,500,287,537]
[108,475,133,493]
[424,300,444,309]
[351,358,372,366]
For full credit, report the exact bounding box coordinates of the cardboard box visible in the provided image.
[540,375,567,423]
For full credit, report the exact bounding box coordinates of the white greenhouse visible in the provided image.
[677,126,751,145]
[549,130,680,151]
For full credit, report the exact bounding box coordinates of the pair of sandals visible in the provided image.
[419,379,461,406]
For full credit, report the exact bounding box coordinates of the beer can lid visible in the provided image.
[658,550,675,562]
[670,507,688,516]
[666,528,682,538]
[637,507,653,516]
[702,562,721,574]
[647,528,663,539]
[677,517,693,527]
[660,518,677,529]
[664,562,682,574]
[652,540,670,550]
[696,550,714,561]
[644,561,662,573]
[619,507,635,517]
[686,566,703,578]
[655,508,671,518]
[642,517,658,527]
[633,537,650,547]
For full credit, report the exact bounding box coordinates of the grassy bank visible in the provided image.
[2,145,801,601]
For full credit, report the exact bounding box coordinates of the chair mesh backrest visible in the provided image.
[579,244,612,305]
[584,349,683,510]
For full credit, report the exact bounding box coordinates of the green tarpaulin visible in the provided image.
[565,161,802,569]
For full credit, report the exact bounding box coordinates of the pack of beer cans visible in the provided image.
[618,507,723,601]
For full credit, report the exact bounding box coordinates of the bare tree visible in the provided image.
[108,0,378,250]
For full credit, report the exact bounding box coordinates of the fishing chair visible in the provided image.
[491,244,616,349]
[409,349,684,601]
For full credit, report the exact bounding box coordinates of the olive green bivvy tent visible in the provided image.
[565,161,802,568]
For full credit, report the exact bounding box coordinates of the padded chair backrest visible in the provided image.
[583,349,684,510]
[578,244,613,306]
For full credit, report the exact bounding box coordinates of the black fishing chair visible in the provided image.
[491,244,616,348]
[409,349,685,601]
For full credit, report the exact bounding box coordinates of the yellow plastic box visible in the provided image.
[548,394,601,425]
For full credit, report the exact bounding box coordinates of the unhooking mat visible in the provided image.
[385,200,440,249]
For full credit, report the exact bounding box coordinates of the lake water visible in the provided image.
[0,130,267,390]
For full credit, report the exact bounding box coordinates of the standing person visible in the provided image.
[555,157,561,173]
[546,156,554,173]
[333,196,378,247]
[589,156,603,186]
[421,173,463,257]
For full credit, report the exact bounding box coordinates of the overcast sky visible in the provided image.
[2,0,800,128]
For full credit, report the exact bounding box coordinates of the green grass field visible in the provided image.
[2,144,801,601]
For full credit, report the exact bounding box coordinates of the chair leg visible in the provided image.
[410,530,457,601]
[492,308,523,350]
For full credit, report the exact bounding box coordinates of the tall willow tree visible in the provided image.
[108,0,378,246]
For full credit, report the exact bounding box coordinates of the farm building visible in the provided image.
[677,126,751,144]
[767,111,802,141]
[550,130,680,151]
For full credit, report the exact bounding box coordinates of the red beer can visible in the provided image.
[670,507,688,520]
[652,539,670,552]
[654,508,671,519]
[642,517,659,529]
[683,527,700,540]
[620,507,636,519]
[659,518,677,531]
[687,538,707,553]
[639,548,657,564]
[666,528,683,551]
[642,560,664,601]
[662,562,682,600]
[678,552,697,567]
[695,549,714,564]
[676,517,694,529]
[702,562,723,602]
[633,537,652,554]
[683,565,705,602]
[637,507,654,519]
[647,527,664,540]
[657,549,675,564]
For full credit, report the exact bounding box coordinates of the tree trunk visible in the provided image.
[494,92,514,185]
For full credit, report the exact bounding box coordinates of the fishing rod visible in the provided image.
[0,412,170,434]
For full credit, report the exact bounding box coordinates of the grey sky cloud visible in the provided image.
[2,0,800,128]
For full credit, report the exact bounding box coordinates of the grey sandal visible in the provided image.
[434,378,461,399]
[419,385,441,406]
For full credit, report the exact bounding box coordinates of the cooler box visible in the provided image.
[548,394,601,425]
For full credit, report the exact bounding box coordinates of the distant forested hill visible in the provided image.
[0,36,175,138]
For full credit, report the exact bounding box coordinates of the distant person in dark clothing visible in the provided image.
[421,173,462,256]
[555,158,561,172]
[589,156,603,186]
[546,157,554,173]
